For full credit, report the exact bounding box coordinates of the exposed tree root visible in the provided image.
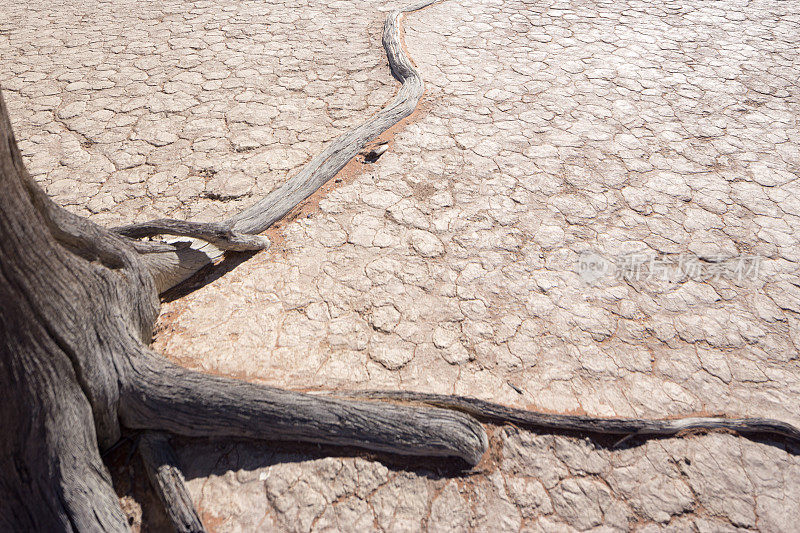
[126,0,441,289]
[320,390,800,446]
[221,0,435,236]
[1,0,798,530]
[121,355,488,466]
[113,219,271,252]
[138,433,206,533]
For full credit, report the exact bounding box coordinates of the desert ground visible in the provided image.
[1,0,799,530]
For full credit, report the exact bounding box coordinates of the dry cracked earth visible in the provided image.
[2,0,800,531]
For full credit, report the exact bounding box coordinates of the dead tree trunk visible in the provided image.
[0,88,487,530]
[1,2,797,531]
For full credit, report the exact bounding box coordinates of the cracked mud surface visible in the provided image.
[2,0,800,531]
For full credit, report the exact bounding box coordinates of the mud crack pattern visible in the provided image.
[2,0,799,530]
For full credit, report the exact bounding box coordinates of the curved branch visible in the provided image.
[321,390,800,445]
[120,356,488,466]
[126,0,439,289]
[223,0,435,235]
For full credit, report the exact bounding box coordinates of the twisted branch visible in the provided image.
[113,219,270,252]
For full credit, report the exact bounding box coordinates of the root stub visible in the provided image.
[138,432,206,533]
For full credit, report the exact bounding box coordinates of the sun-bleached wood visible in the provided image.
[119,0,440,289]
[1,1,799,530]
[324,390,800,443]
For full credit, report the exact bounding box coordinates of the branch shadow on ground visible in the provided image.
[108,433,476,531]
[107,423,800,531]
[160,250,259,304]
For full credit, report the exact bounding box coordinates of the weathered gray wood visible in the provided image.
[324,390,800,444]
[113,219,270,252]
[123,1,440,289]
[138,433,206,533]
[223,1,436,235]
[0,91,132,532]
[121,356,488,466]
[112,218,270,293]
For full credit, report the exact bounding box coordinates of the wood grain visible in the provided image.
[138,433,206,533]
[323,390,800,444]
[1,1,798,531]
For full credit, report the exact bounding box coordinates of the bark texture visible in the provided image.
[138,433,206,533]
[0,6,487,529]
[0,88,137,532]
[1,1,799,531]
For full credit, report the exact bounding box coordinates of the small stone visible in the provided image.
[206,170,254,199]
[409,230,444,257]
[57,101,86,119]
[369,340,414,370]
